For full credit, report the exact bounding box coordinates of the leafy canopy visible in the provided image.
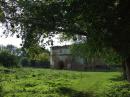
[0,0,130,58]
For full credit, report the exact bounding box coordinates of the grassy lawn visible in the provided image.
[0,67,124,97]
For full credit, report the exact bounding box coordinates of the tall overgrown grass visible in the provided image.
[0,67,129,97]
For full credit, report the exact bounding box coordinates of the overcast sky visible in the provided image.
[0,35,22,48]
[0,24,22,48]
[0,25,72,49]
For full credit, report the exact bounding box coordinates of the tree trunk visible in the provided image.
[122,60,127,80]
[126,56,130,82]
[126,64,130,82]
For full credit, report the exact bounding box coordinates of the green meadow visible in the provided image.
[0,67,129,97]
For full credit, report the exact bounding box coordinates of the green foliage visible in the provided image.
[0,51,18,67]
[1,0,130,59]
[70,43,122,65]
[24,44,50,61]
[25,45,43,60]
[0,45,21,56]
[104,82,130,97]
[2,0,129,53]
[19,57,30,67]
[0,85,4,97]
[19,51,50,67]
[0,7,5,22]
[0,67,122,97]
[101,48,122,65]
[37,53,49,62]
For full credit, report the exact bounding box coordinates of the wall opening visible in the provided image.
[58,60,64,69]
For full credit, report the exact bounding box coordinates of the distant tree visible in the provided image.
[6,44,16,50]
[0,6,5,22]
[70,43,122,66]
[6,44,17,54]
[0,51,18,67]
[19,57,30,67]
[15,48,23,56]
[24,45,44,60]
[0,44,22,56]
[0,45,6,51]
[37,53,49,62]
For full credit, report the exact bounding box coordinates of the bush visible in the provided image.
[30,60,50,68]
[0,51,18,67]
[19,57,30,67]
[104,82,130,97]
[0,85,4,97]
[37,53,49,62]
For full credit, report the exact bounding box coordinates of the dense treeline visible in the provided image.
[0,45,50,68]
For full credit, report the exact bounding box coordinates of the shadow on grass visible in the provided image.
[56,87,97,97]
[0,68,16,74]
[109,76,124,82]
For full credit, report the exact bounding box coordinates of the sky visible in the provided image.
[0,24,22,48]
[0,35,22,48]
[0,25,72,49]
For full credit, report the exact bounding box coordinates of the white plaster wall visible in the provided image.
[50,46,85,68]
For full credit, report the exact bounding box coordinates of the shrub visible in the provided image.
[19,57,30,67]
[0,85,4,97]
[104,82,130,97]
[38,53,49,62]
[0,51,18,67]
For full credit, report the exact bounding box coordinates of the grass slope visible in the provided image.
[0,67,122,97]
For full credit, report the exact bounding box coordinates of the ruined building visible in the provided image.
[50,45,86,70]
[50,45,108,70]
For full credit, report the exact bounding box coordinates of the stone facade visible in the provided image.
[50,45,86,70]
[50,45,108,70]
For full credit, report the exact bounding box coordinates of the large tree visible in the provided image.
[1,0,130,80]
